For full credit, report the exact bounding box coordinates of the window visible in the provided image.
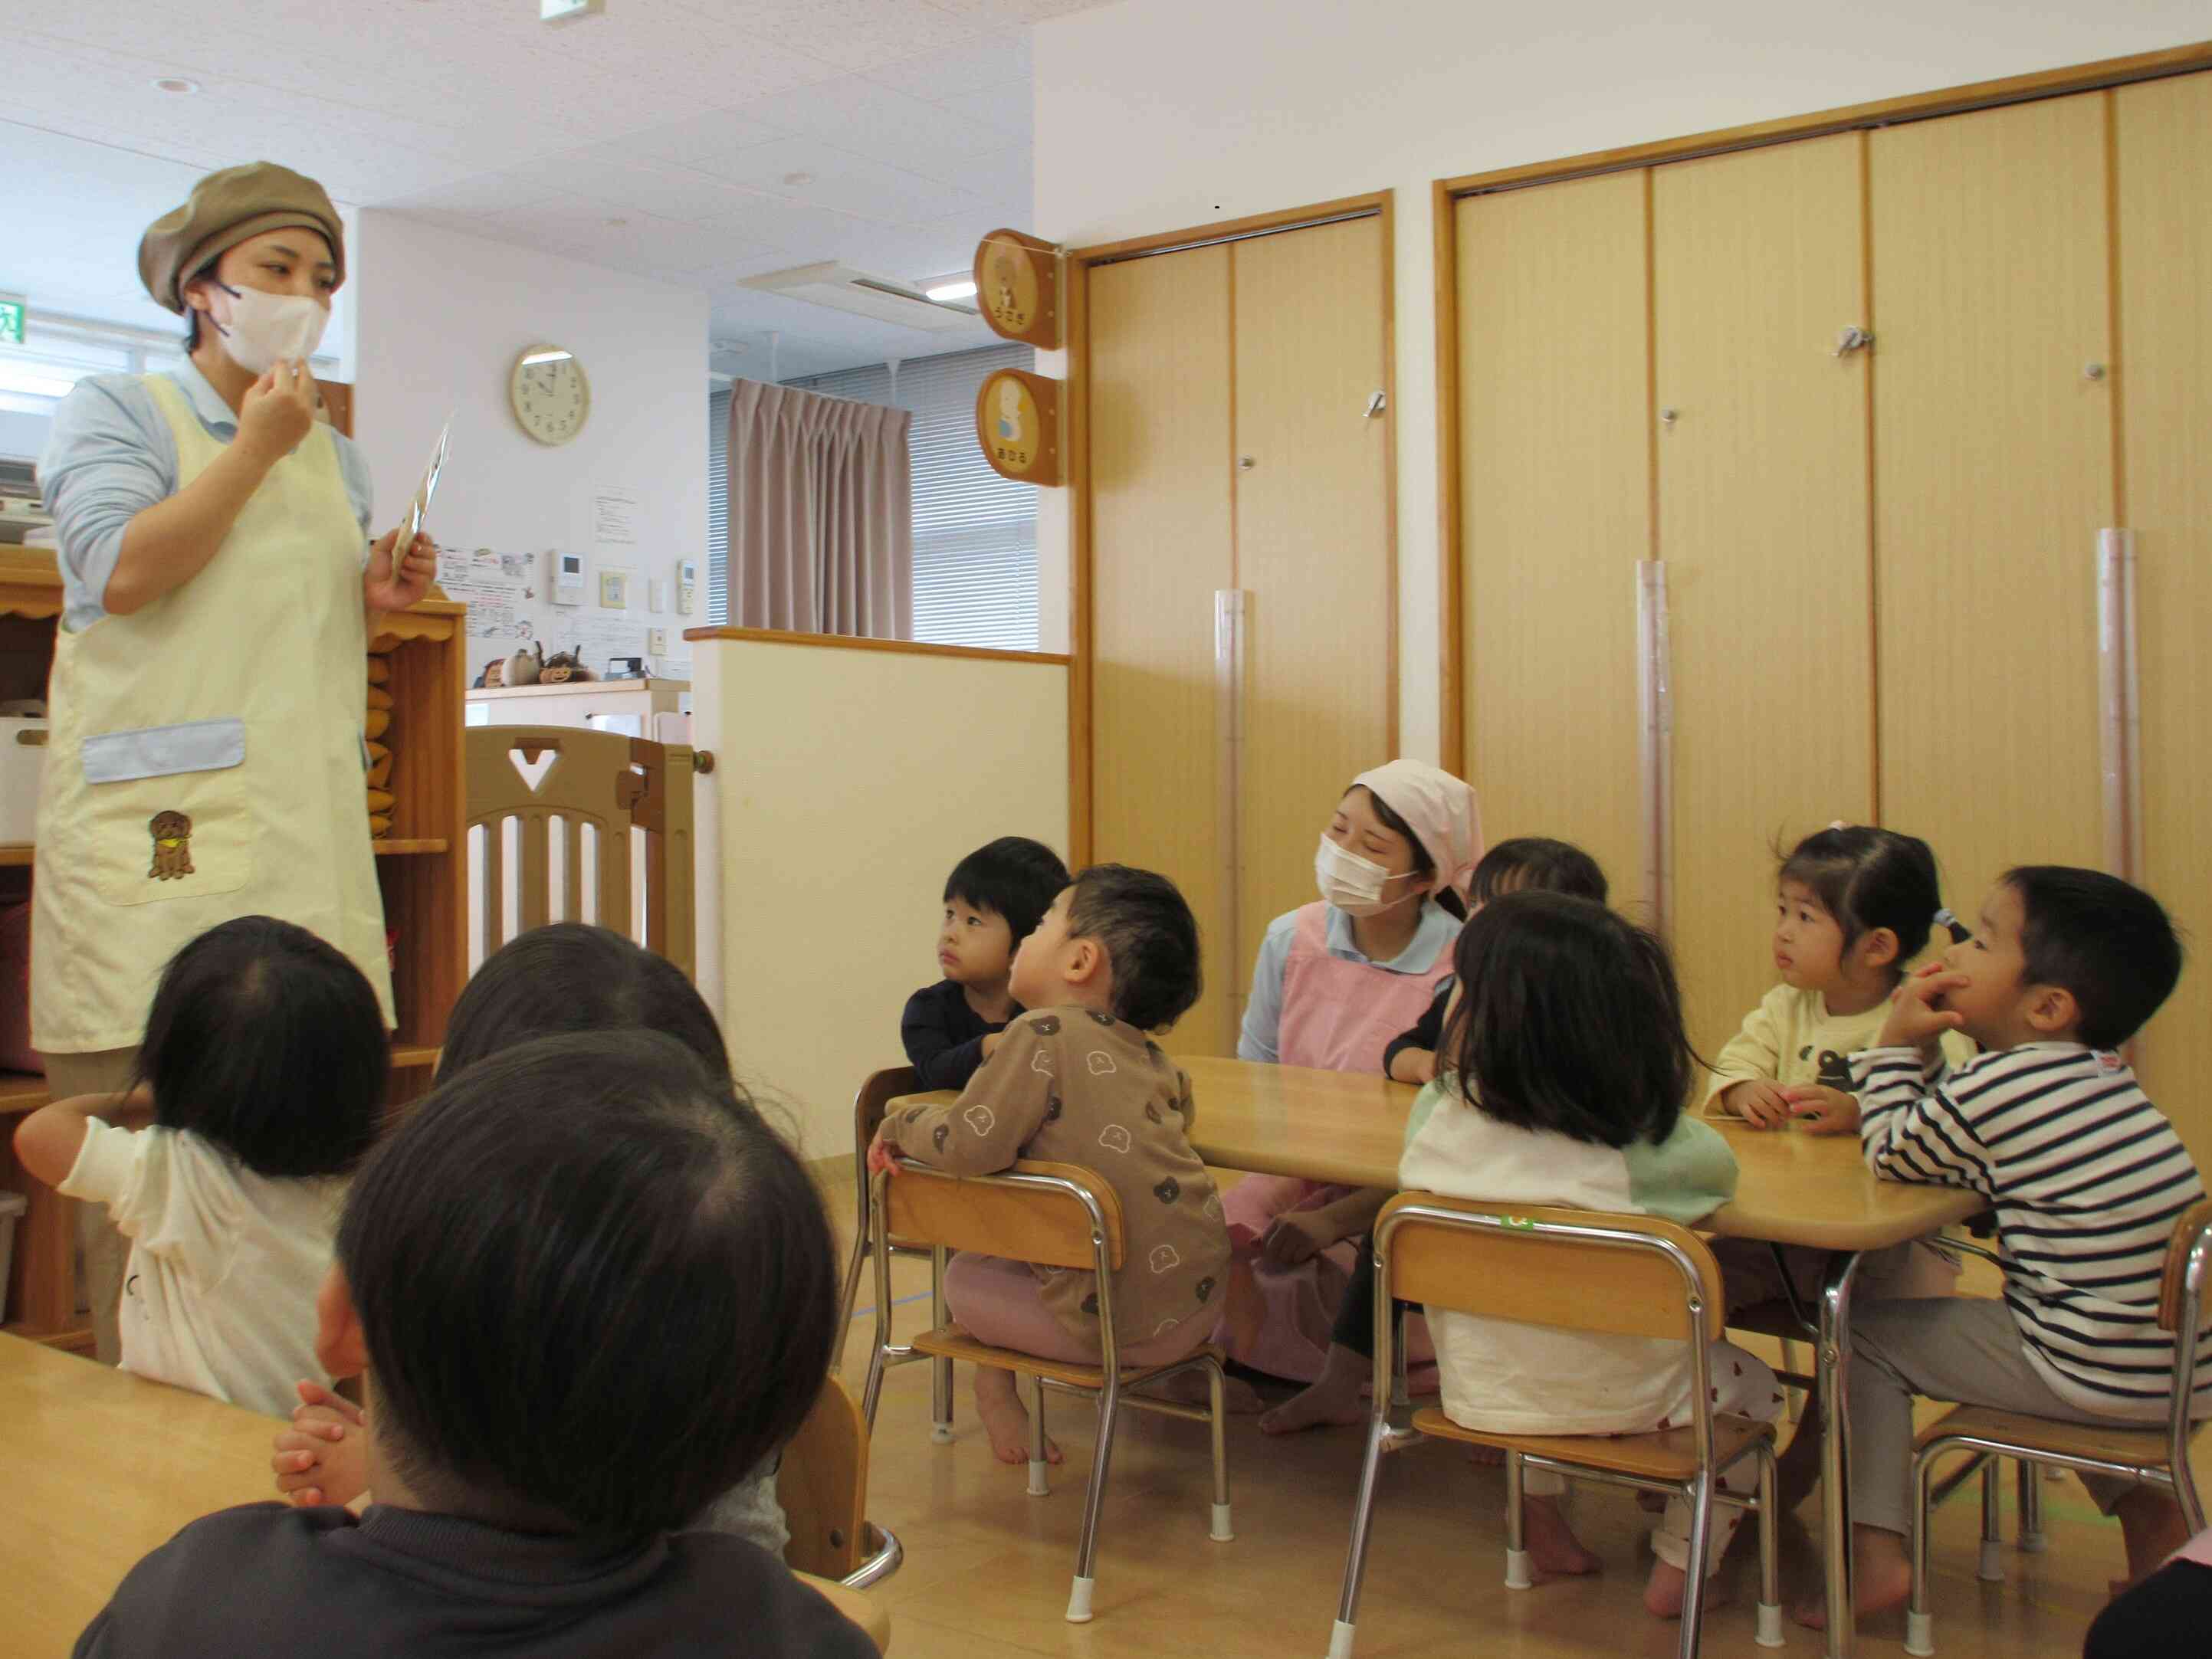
[747,343,1040,651]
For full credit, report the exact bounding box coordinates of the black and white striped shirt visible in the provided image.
[1856,1041,2210,1414]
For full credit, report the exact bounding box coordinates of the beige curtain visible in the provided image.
[727,379,913,639]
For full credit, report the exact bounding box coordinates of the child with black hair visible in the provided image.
[13,916,388,1417]
[871,864,1230,1469]
[903,835,1072,1090]
[76,1031,868,1659]
[1399,892,1784,1617]
[1707,825,1974,1131]
[1382,837,1609,1087]
[269,923,789,1554]
[1803,867,2208,1628]
[1262,836,1609,1437]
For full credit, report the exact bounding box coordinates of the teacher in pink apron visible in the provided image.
[31,162,435,1361]
[1219,759,1483,1382]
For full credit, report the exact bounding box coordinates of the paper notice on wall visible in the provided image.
[548,615,652,674]
[592,485,638,546]
[437,546,537,640]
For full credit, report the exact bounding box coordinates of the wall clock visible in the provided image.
[510,344,590,445]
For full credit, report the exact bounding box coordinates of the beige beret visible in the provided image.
[138,162,345,315]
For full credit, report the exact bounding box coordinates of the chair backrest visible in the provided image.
[881,1159,1127,1273]
[779,1374,868,1580]
[1377,1192,1723,1345]
[858,1068,923,1148]
[2158,1198,2212,1335]
[464,724,696,976]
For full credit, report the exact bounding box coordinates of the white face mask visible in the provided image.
[206,282,328,376]
[1314,834,1423,917]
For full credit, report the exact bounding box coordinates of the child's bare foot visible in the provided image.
[1645,1560,1732,1618]
[2116,1486,2192,1584]
[1523,1494,1603,1579]
[972,1366,1061,1467]
[1793,1524,1912,1628]
[1259,1345,1367,1434]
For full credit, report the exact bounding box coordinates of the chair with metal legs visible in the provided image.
[1328,1194,1785,1659]
[1903,1198,2212,1655]
[858,1157,1234,1622]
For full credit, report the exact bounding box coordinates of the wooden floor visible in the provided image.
[841,1221,2199,1659]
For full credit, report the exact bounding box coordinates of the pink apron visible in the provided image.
[1219,902,1456,1381]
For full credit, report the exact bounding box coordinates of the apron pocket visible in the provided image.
[83,719,254,907]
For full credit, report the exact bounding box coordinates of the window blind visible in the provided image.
[706,385,731,625]
[776,343,1039,651]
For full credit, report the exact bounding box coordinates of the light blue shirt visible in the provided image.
[38,361,373,632]
[1237,899,1462,1064]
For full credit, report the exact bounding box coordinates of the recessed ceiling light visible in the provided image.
[781,172,813,188]
[152,77,200,94]
[924,280,978,303]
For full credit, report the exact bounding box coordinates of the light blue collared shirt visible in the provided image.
[38,361,373,632]
[1237,899,1462,1064]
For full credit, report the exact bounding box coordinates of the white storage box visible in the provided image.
[0,715,45,844]
[0,1189,25,1325]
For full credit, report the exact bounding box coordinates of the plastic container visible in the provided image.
[0,1189,25,1326]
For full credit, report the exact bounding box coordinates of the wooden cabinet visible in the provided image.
[1449,71,2212,1149]
[1085,211,1393,1056]
[0,547,465,1343]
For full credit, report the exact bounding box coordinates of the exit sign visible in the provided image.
[0,299,21,346]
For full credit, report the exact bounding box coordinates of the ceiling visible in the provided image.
[4,0,1110,379]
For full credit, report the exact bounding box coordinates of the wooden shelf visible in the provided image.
[372,838,449,856]
[0,1071,47,1114]
[0,846,31,867]
[392,1044,441,1071]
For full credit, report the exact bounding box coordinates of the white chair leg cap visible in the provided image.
[1209,1501,1235,1543]
[930,1422,953,1444]
[1065,1575,1095,1624]
[1505,1549,1534,1590]
[2019,1530,2048,1554]
[1756,1603,1784,1648]
[1904,1609,1934,1657]
[1026,1460,1049,1497]
[1977,1539,2004,1581]
[1326,1618,1357,1659]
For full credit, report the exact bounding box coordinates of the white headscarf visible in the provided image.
[1351,760,1485,900]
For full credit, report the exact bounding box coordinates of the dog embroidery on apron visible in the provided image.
[148,811,195,880]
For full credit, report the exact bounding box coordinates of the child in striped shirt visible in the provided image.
[1807,866,2206,1628]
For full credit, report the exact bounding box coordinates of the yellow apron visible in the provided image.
[31,373,394,1053]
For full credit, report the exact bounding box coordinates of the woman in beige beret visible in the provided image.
[31,161,432,1361]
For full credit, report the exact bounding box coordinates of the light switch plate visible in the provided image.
[649,579,671,613]
[648,628,669,655]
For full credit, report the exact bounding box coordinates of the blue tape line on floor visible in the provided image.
[848,1290,934,1321]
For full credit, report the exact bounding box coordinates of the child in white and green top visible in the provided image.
[1400,892,1784,1621]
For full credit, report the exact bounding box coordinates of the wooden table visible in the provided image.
[0,1337,891,1656]
[891,1054,1984,1658]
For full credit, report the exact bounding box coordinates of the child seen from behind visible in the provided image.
[13,916,387,1417]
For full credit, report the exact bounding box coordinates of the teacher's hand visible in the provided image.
[237,359,317,463]
[364,530,437,615]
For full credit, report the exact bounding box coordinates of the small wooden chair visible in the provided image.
[464,723,698,975]
[779,1373,902,1589]
[859,1159,1235,1622]
[831,1067,956,1444]
[1328,1193,1784,1659]
[1903,1198,2212,1655]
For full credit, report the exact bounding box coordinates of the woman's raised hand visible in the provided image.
[237,360,317,461]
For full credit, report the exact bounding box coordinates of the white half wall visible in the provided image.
[691,634,1072,1157]
[350,211,709,685]
[1032,0,2210,759]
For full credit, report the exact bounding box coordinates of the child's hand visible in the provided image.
[1879,963,1971,1052]
[1259,1210,1334,1267]
[271,1381,369,1507]
[865,1128,901,1179]
[1781,1084,1861,1136]
[1721,1079,1794,1129]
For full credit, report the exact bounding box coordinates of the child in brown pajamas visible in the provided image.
[871,864,1229,1468]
